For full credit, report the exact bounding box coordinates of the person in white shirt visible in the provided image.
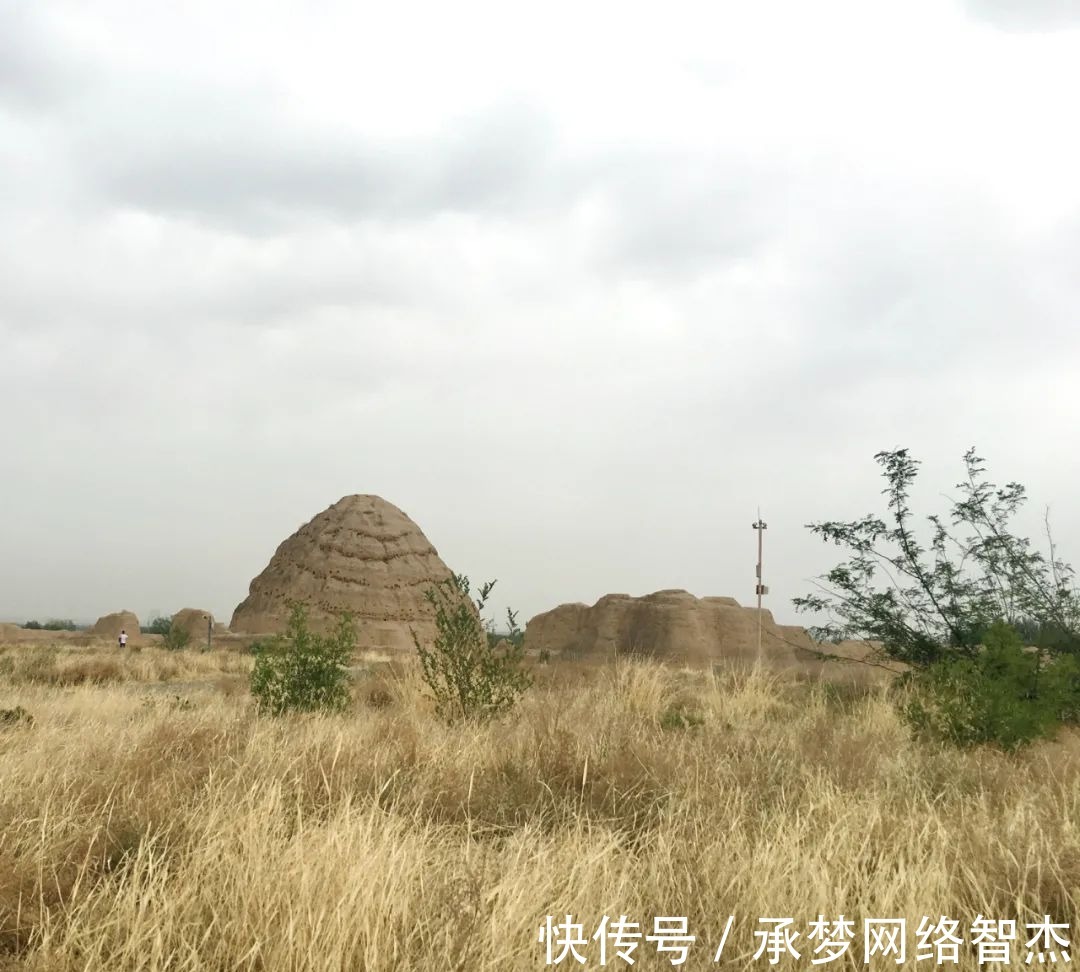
[119,629,128,649]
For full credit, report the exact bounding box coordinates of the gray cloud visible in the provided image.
[78,93,561,228]
[584,150,790,279]
[0,8,85,112]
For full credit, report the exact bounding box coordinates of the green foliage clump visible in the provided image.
[903,621,1080,750]
[146,614,191,651]
[0,705,34,728]
[413,574,532,723]
[146,616,172,636]
[486,619,525,649]
[249,602,354,715]
[22,621,42,630]
[161,619,190,652]
[43,619,76,631]
[797,447,1080,750]
[659,704,705,731]
[796,448,1080,666]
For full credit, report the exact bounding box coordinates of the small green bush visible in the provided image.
[249,603,354,715]
[146,616,172,636]
[413,574,531,723]
[22,621,42,630]
[659,705,705,731]
[902,621,1080,750]
[0,706,34,728]
[43,619,76,631]
[161,619,190,652]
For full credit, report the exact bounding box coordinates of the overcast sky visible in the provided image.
[2,0,1079,629]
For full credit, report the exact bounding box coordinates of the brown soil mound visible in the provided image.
[171,608,215,644]
[524,589,891,682]
[230,495,455,650]
[90,611,141,645]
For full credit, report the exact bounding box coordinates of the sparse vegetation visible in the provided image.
[485,608,525,649]
[160,619,191,652]
[2,653,1080,970]
[659,702,705,730]
[21,619,77,631]
[0,704,33,728]
[249,602,354,715]
[902,620,1080,750]
[0,642,251,687]
[413,574,531,722]
[145,616,172,636]
[46,619,77,631]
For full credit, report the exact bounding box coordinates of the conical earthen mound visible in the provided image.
[230,495,454,650]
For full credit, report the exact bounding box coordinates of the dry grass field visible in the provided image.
[1,639,1078,970]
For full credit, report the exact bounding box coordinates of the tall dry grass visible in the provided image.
[1,645,1078,970]
[0,641,252,687]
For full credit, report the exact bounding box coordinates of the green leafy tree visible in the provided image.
[150,615,192,651]
[413,574,531,722]
[795,448,1080,665]
[249,602,354,715]
[796,448,1080,748]
[146,616,172,636]
[162,622,190,651]
[486,607,525,649]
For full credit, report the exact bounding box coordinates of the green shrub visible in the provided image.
[413,574,531,723]
[796,448,1080,665]
[43,619,76,631]
[659,704,705,731]
[148,615,190,650]
[249,603,354,715]
[22,621,42,630]
[486,617,525,649]
[161,619,190,652]
[0,706,34,728]
[902,621,1080,750]
[146,616,172,636]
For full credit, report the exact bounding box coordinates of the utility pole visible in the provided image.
[752,512,768,664]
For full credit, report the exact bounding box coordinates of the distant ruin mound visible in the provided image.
[0,623,29,643]
[524,589,887,681]
[171,608,215,643]
[90,610,141,644]
[230,495,455,650]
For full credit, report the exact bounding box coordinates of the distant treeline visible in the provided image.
[22,619,79,631]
